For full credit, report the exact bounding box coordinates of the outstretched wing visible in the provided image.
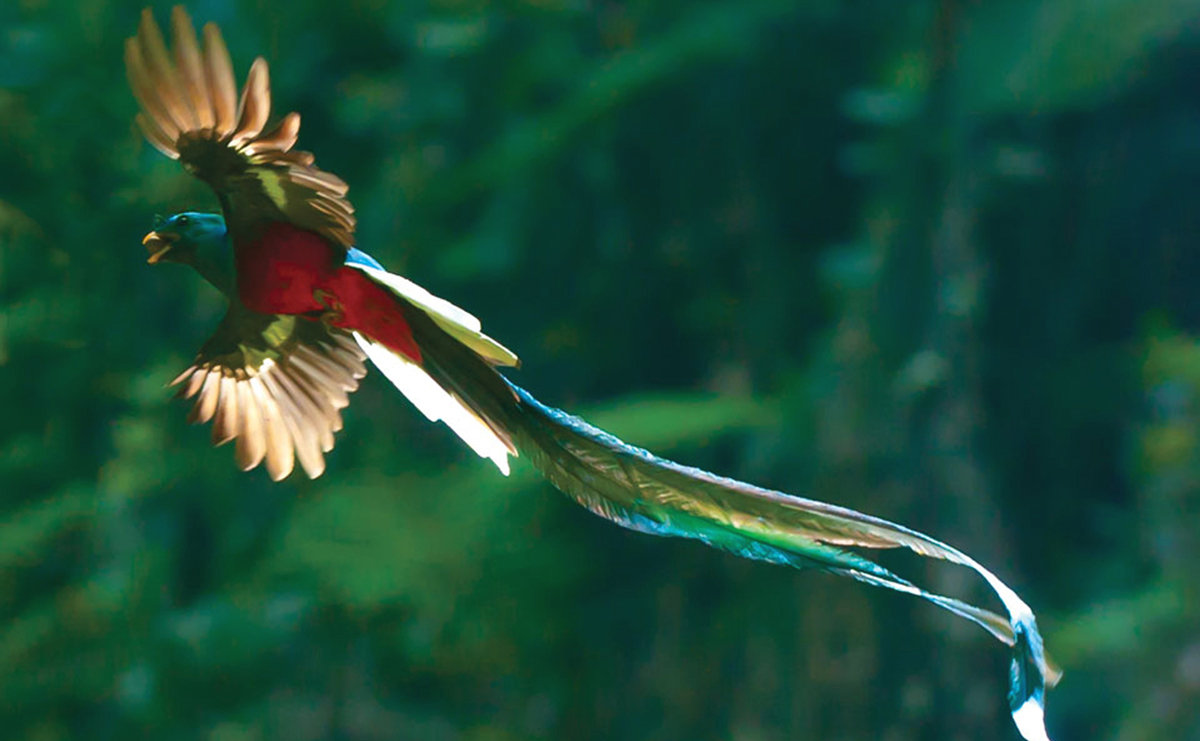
[171,309,368,480]
[126,6,355,247]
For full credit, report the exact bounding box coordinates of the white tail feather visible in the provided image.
[354,333,512,474]
[349,264,519,367]
[1013,699,1051,741]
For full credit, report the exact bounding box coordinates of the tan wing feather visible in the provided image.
[134,112,179,159]
[259,370,325,478]
[232,58,270,147]
[235,381,267,472]
[243,112,300,156]
[202,21,238,133]
[170,6,214,130]
[269,369,338,452]
[189,371,220,424]
[126,40,181,142]
[138,9,196,131]
[212,375,239,444]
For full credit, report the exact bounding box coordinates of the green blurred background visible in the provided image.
[2,0,1199,739]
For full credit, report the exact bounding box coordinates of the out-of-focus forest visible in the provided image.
[2,0,1199,739]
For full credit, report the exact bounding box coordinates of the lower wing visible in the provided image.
[170,308,368,480]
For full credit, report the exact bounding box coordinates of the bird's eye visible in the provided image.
[178,215,190,226]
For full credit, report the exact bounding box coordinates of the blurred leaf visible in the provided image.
[0,489,91,575]
[1049,580,1186,663]
[961,0,1200,113]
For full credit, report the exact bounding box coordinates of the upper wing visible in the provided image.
[171,309,368,480]
[126,6,355,247]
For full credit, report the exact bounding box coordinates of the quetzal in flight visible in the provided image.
[127,8,1058,740]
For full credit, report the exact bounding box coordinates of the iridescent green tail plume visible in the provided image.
[407,306,1060,741]
[511,386,1058,740]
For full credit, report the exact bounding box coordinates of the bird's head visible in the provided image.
[142,212,228,266]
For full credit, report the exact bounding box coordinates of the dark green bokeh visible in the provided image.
[2,0,1198,739]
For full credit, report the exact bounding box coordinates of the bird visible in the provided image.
[127,8,1058,739]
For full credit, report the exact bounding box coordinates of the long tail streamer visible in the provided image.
[383,302,1061,741]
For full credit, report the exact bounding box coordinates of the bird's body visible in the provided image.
[234,221,333,315]
[127,9,1058,740]
[233,221,424,361]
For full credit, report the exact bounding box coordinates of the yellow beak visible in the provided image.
[143,230,177,264]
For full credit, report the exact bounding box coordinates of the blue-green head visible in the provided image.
[143,212,228,266]
[143,212,234,294]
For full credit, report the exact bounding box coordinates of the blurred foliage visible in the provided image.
[2,0,1200,739]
